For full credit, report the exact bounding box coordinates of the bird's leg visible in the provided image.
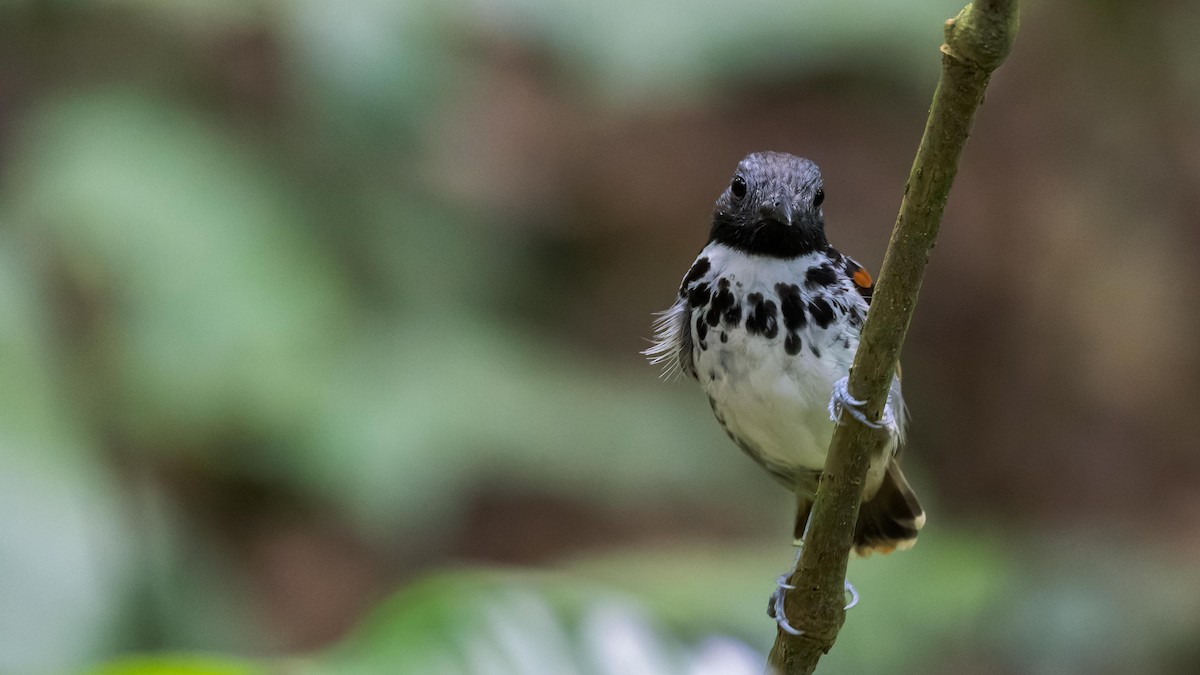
[828,375,883,428]
[768,538,805,635]
[767,502,860,635]
[768,507,813,635]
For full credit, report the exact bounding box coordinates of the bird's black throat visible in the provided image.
[709,211,829,259]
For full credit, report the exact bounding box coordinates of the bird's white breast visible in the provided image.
[686,243,885,481]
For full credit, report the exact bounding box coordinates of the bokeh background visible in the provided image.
[2,0,1199,673]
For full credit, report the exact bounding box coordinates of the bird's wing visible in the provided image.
[843,255,901,382]
[842,255,875,305]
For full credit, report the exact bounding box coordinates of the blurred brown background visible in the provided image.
[1,1,1199,673]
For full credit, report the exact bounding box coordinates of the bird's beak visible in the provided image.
[759,195,795,226]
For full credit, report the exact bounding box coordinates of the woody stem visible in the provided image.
[766,1,1019,673]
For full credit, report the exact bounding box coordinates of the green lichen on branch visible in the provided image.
[767,2,1019,673]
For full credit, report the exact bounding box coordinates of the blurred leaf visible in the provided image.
[0,231,82,458]
[315,533,1014,674]
[128,493,264,655]
[285,313,756,533]
[89,654,266,675]
[0,446,132,675]
[7,89,352,454]
[984,534,1200,674]
[312,571,764,675]
[349,193,525,315]
[0,234,131,674]
[98,0,268,31]
[4,87,767,543]
[568,530,1200,674]
[281,0,464,150]
[82,531,1200,674]
[565,530,1014,672]
[466,0,964,100]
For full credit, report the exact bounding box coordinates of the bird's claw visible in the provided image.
[844,579,860,610]
[828,376,883,428]
[768,574,859,636]
[768,577,803,636]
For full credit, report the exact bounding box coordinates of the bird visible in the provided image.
[644,151,925,630]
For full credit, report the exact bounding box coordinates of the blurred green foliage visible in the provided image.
[2,0,1200,673]
[89,536,1010,674]
[465,0,955,99]
[84,533,1200,674]
[91,656,265,675]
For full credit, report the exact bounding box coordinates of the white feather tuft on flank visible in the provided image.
[912,511,927,530]
[887,374,910,444]
[642,299,689,380]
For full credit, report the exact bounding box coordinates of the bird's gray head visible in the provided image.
[710,151,828,258]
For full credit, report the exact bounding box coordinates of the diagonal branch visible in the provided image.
[767,2,1019,673]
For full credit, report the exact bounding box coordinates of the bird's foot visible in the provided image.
[768,574,860,636]
[768,574,802,636]
[828,376,883,428]
[844,578,860,610]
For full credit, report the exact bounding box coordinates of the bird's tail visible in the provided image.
[852,460,925,556]
[791,460,925,555]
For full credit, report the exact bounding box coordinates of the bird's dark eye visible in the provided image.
[730,175,748,201]
[813,188,824,209]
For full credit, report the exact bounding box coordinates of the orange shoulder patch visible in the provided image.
[852,267,873,289]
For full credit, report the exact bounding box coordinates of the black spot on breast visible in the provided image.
[762,301,778,338]
[775,283,807,331]
[810,344,822,358]
[784,332,802,355]
[720,331,728,343]
[687,282,711,308]
[679,257,711,296]
[746,295,779,338]
[808,297,834,329]
[805,264,839,289]
[695,313,708,348]
[706,278,736,327]
[724,302,742,326]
